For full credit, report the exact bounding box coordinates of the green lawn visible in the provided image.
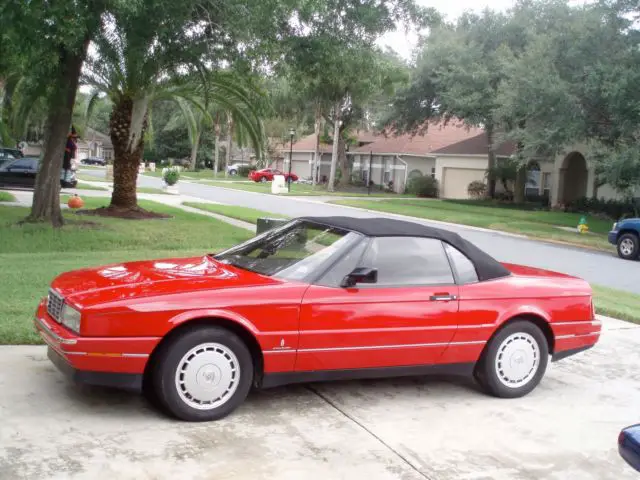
[197,179,411,197]
[75,182,108,191]
[183,202,290,224]
[0,197,252,344]
[137,186,171,195]
[593,285,640,324]
[142,170,220,180]
[0,192,16,202]
[333,198,615,251]
[76,173,110,183]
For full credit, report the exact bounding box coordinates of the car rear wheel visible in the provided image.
[259,176,267,183]
[229,169,237,176]
[475,320,549,398]
[617,233,639,260]
[152,326,253,421]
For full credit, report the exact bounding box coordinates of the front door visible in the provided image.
[296,236,460,372]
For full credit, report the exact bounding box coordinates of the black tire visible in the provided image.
[229,169,237,176]
[259,176,267,183]
[474,320,549,399]
[152,326,253,421]
[617,233,639,260]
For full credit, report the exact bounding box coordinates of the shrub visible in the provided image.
[162,166,180,186]
[467,180,487,199]
[566,196,638,220]
[238,165,255,177]
[407,176,439,198]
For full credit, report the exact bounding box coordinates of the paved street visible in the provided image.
[1,316,638,480]
[84,170,640,295]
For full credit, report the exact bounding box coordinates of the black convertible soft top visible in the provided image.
[300,216,511,282]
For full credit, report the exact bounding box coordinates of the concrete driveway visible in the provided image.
[1,316,638,480]
[80,169,640,295]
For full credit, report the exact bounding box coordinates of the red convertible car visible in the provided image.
[249,168,298,183]
[35,217,601,421]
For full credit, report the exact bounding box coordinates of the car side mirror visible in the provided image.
[340,267,378,288]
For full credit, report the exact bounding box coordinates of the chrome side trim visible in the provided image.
[122,353,150,358]
[556,332,600,340]
[552,321,599,327]
[283,324,493,336]
[264,340,486,354]
[35,317,77,345]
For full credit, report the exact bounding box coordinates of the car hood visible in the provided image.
[50,255,279,306]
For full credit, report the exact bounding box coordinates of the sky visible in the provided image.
[378,0,518,60]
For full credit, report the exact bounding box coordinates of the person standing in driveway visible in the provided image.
[63,126,78,183]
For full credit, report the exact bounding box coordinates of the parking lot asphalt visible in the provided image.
[1,316,638,480]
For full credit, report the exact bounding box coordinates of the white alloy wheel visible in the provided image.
[175,342,241,410]
[620,238,635,257]
[494,332,540,388]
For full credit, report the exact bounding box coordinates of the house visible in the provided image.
[19,127,115,164]
[76,128,114,162]
[280,120,638,203]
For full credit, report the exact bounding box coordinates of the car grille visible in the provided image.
[47,289,64,322]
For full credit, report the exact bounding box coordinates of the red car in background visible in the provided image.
[35,216,600,422]
[249,168,298,183]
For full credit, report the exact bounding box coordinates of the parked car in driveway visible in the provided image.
[81,156,106,166]
[35,216,601,422]
[249,168,298,183]
[0,157,78,189]
[619,424,640,472]
[609,218,640,260]
[226,163,247,175]
[0,147,24,166]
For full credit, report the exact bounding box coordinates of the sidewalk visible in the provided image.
[0,183,256,231]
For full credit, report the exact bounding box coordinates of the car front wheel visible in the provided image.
[617,233,639,260]
[259,176,267,183]
[229,169,237,176]
[475,320,549,398]
[152,326,253,421]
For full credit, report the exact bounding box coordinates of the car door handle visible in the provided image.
[429,294,457,301]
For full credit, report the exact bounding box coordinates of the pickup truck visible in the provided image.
[608,218,640,260]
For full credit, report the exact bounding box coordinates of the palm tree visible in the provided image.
[163,73,267,173]
[81,11,267,213]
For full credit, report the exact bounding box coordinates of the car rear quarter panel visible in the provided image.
[446,275,598,360]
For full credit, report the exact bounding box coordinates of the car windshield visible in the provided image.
[213,220,362,281]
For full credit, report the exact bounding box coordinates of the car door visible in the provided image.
[296,236,460,372]
[0,158,33,187]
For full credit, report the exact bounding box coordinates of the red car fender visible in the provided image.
[167,308,261,336]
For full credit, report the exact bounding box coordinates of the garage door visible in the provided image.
[442,168,486,199]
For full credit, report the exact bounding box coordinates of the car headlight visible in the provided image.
[613,222,618,230]
[61,305,81,333]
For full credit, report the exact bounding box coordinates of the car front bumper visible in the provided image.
[608,231,618,245]
[34,301,159,392]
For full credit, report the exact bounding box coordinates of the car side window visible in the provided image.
[358,237,454,286]
[443,243,479,284]
[9,159,33,169]
[315,238,369,287]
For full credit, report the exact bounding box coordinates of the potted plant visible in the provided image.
[162,166,180,194]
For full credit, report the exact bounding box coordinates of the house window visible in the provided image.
[525,162,541,198]
[542,172,551,197]
[431,167,436,179]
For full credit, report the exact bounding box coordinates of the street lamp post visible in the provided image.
[287,127,295,192]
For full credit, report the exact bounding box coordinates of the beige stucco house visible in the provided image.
[281,121,638,203]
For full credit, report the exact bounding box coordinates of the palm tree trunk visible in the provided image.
[27,38,89,227]
[312,105,321,185]
[109,96,147,211]
[225,115,233,178]
[337,135,349,188]
[190,130,201,171]
[213,113,221,177]
[486,122,497,198]
[328,101,341,192]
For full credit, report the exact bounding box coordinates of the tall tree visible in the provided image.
[386,8,526,198]
[1,0,125,226]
